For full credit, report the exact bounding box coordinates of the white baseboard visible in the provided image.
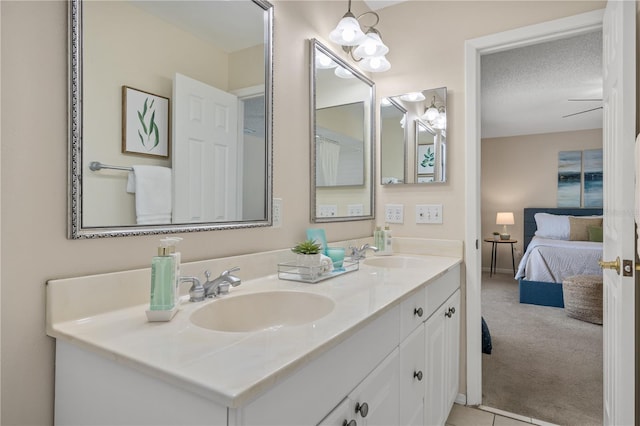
[455,393,467,405]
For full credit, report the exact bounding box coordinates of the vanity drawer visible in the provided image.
[400,286,426,341]
[424,265,460,319]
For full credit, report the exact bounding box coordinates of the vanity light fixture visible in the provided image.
[400,92,426,102]
[335,66,356,79]
[422,96,446,130]
[329,0,391,72]
[316,51,338,69]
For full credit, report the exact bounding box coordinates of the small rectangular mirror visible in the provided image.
[381,87,447,184]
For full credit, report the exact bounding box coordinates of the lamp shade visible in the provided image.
[359,55,391,72]
[496,212,515,226]
[329,15,366,46]
[353,31,389,58]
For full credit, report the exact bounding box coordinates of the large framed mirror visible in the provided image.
[310,39,375,222]
[68,0,273,238]
[380,87,447,184]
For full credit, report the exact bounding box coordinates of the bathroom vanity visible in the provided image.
[47,239,462,425]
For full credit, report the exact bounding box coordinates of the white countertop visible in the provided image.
[47,244,461,408]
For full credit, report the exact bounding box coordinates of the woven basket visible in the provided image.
[562,275,603,325]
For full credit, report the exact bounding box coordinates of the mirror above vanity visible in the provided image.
[380,87,447,185]
[310,39,375,222]
[68,0,273,238]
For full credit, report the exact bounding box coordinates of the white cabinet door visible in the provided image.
[350,348,400,426]
[444,290,460,415]
[317,397,356,426]
[424,302,447,426]
[399,325,426,426]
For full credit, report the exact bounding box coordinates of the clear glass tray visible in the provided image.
[277,260,359,283]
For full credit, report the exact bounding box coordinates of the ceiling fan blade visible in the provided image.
[562,106,603,118]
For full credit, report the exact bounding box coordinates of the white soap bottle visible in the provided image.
[161,236,183,301]
[380,225,393,255]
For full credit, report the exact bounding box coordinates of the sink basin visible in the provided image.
[363,256,428,269]
[190,291,335,332]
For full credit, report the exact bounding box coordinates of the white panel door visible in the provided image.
[173,73,238,223]
[601,1,635,425]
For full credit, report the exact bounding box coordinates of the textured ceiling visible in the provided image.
[481,31,602,139]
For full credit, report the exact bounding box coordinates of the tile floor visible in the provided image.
[446,404,559,426]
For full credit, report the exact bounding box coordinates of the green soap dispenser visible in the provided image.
[149,239,177,312]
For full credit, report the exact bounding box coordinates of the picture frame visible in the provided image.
[122,86,170,158]
[417,143,435,175]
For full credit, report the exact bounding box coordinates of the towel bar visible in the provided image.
[89,161,133,172]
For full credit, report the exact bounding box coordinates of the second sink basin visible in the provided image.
[190,291,335,333]
[363,255,428,269]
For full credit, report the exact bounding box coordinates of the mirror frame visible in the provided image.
[309,39,375,223]
[68,0,274,238]
[379,97,408,184]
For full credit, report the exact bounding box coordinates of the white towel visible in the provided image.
[131,165,172,225]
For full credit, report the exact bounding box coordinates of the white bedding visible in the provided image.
[515,236,603,283]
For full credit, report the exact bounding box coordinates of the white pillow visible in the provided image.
[534,213,570,240]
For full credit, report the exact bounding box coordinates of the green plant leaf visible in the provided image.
[138,111,148,136]
[152,122,160,149]
[142,98,148,117]
[138,129,144,146]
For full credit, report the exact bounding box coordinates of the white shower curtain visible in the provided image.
[318,138,341,186]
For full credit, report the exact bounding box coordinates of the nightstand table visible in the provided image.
[484,238,518,277]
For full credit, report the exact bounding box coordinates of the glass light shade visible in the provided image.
[433,113,446,130]
[334,66,355,79]
[315,51,337,69]
[380,97,392,106]
[360,55,391,72]
[329,15,366,46]
[353,31,389,58]
[423,106,439,122]
[496,212,515,225]
[400,92,426,102]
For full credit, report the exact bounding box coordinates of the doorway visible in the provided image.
[464,8,605,408]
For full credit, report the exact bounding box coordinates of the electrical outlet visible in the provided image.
[385,204,404,224]
[318,204,338,218]
[272,198,282,228]
[416,204,443,224]
[347,204,364,216]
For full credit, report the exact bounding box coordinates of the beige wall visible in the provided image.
[481,129,603,272]
[0,1,608,424]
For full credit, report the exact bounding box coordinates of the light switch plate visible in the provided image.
[272,198,282,228]
[318,204,338,218]
[385,204,404,224]
[347,204,364,216]
[416,204,443,224]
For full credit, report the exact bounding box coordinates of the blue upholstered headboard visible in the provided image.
[523,208,603,251]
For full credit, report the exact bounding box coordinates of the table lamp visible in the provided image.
[496,212,514,240]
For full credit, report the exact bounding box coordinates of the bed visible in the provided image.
[516,208,603,308]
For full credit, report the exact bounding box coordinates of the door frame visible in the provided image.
[464,9,605,406]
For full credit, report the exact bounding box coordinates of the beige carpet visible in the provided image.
[481,272,602,425]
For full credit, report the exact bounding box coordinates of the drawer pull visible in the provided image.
[414,307,424,317]
[414,370,423,381]
[355,402,369,418]
[342,420,357,426]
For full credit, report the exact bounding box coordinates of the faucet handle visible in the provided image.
[222,266,240,276]
[204,270,212,280]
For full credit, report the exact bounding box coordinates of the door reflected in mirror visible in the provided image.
[380,87,447,184]
[310,39,375,222]
[69,0,273,238]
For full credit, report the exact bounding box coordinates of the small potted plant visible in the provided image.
[492,231,500,241]
[291,239,323,268]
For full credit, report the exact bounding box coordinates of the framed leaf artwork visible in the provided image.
[122,86,170,158]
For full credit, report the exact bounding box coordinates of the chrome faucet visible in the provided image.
[179,276,205,302]
[348,243,378,261]
[203,267,242,298]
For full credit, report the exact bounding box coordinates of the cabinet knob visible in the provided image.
[355,402,369,418]
[342,420,357,426]
[414,370,423,381]
[414,307,424,317]
[445,307,456,318]
[450,307,456,315]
